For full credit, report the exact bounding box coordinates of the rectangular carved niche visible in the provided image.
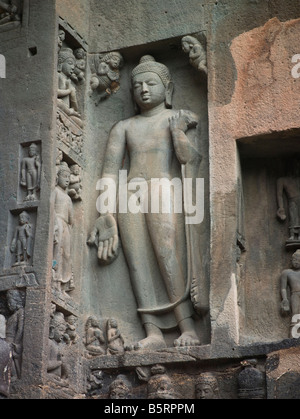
[4,208,37,270]
[237,134,300,344]
[18,141,41,204]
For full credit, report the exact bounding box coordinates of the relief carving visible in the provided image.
[195,372,219,399]
[181,35,207,75]
[85,316,106,356]
[277,159,300,248]
[47,310,69,384]
[280,249,300,336]
[57,47,83,128]
[88,55,202,350]
[90,51,124,104]
[68,164,82,201]
[10,211,33,267]
[106,318,125,356]
[147,365,176,399]
[0,0,21,30]
[109,374,132,399]
[237,359,265,399]
[52,162,74,296]
[6,290,25,379]
[20,143,41,202]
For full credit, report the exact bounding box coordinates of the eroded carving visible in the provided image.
[106,318,125,355]
[10,211,33,267]
[195,372,219,399]
[64,314,79,345]
[68,164,82,201]
[280,249,300,336]
[47,310,69,384]
[277,160,300,248]
[85,316,106,356]
[109,374,132,399]
[57,110,83,156]
[89,55,201,350]
[147,365,176,399]
[238,359,265,399]
[53,162,74,295]
[90,51,124,104]
[57,47,83,128]
[181,35,207,75]
[0,0,21,30]
[6,290,25,379]
[20,143,41,202]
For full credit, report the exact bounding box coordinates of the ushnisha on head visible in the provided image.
[131,55,174,109]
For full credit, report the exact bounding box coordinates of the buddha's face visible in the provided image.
[196,383,214,399]
[57,170,70,189]
[292,254,300,270]
[29,145,37,157]
[133,72,166,111]
[61,58,76,77]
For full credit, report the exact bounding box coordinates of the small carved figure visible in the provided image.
[0,337,11,398]
[55,148,63,177]
[277,159,300,247]
[10,211,33,266]
[6,290,25,379]
[147,365,176,399]
[195,372,219,399]
[20,143,41,201]
[181,35,207,75]
[87,214,119,265]
[106,318,125,355]
[57,48,83,127]
[64,315,78,345]
[47,312,68,382]
[68,164,82,201]
[238,359,265,399]
[85,316,106,356]
[90,51,124,103]
[72,48,86,84]
[109,374,132,399]
[280,249,300,335]
[87,369,103,396]
[58,29,65,51]
[0,0,20,26]
[53,162,74,294]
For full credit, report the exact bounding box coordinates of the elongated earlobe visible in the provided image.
[165,81,174,109]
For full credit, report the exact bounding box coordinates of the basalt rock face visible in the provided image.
[0,0,300,399]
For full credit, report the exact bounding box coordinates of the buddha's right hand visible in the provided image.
[87,214,119,264]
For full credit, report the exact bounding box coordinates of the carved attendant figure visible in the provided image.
[47,312,68,382]
[53,162,74,294]
[106,318,125,355]
[10,211,33,266]
[20,143,41,201]
[6,290,25,379]
[85,316,106,355]
[57,48,83,127]
[277,159,300,245]
[280,249,300,335]
[90,55,201,350]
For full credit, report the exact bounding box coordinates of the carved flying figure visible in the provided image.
[0,0,21,26]
[181,35,207,75]
[90,51,124,103]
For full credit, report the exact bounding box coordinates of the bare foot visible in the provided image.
[174,332,200,347]
[134,335,167,351]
